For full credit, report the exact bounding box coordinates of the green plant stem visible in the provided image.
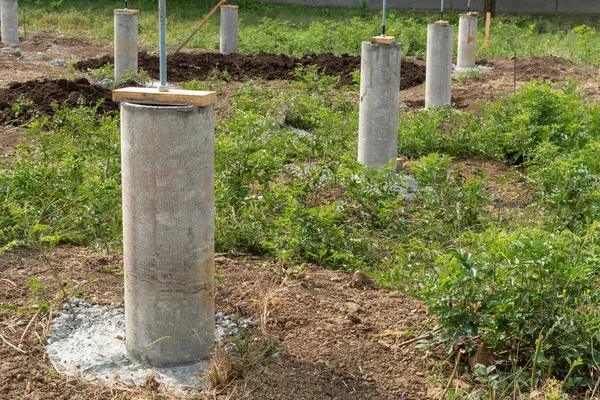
[38,247,76,322]
[441,350,463,399]
[530,333,544,390]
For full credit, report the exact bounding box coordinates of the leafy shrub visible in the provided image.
[398,82,600,165]
[415,226,600,389]
[475,81,600,164]
[528,141,600,233]
[407,154,489,241]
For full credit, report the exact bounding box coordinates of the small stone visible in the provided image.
[98,78,113,88]
[426,385,444,399]
[348,313,361,324]
[454,379,470,390]
[50,59,68,67]
[347,270,374,289]
[284,321,297,330]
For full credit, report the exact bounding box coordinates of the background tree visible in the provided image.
[483,0,497,16]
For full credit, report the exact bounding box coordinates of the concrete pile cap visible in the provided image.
[112,87,217,106]
[220,4,239,8]
[459,12,479,16]
[370,36,396,45]
[114,9,140,14]
[434,21,450,26]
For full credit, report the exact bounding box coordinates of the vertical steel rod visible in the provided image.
[514,51,517,93]
[382,0,387,36]
[467,0,471,13]
[440,0,444,21]
[159,0,168,90]
[24,0,27,40]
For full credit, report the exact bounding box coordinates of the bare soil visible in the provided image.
[74,51,427,90]
[401,55,600,110]
[0,31,111,87]
[0,78,118,125]
[0,246,437,400]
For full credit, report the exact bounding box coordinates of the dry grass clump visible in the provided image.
[207,332,279,390]
[207,346,235,390]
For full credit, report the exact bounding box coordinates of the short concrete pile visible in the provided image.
[220,5,238,55]
[456,12,479,71]
[114,8,139,80]
[1,0,19,44]
[425,21,453,109]
[357,36,401,169]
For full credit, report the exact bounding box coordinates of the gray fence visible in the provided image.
[259,0,600,16]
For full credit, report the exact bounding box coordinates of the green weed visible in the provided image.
[26,275,51,315]
[0,102,121,251]
[455,69,481,86]
[86,62,151,87]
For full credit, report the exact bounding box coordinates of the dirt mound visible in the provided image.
[74,52,426,90]
[0,78,117,125]
[398,55,599,111]
[479,55,577,82]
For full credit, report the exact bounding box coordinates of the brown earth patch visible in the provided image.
[453,158,538,224]
[0,78,141,125]
[74,51,427,90]
[0,126,20,157]
[401,55,600,111]
[0,246,437,399]
[454,158,530,206]
[0,31,111,88]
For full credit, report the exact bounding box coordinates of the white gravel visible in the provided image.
[46,298,253,389]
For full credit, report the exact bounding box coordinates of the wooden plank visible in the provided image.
[112,87,216,107]
[370,36,395,45]
[484,12,491,48]
[113,9,139,14]
[174,0,227,55]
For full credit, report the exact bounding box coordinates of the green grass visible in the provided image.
[20,0,600,63]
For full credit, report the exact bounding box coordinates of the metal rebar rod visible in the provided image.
[440,0,444,21]
[514,51,517,93]
[24,0,27,40]
[159,0,168,91]
[125,0,128,9]
[382,0,387,36]
[467,0,471,13]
